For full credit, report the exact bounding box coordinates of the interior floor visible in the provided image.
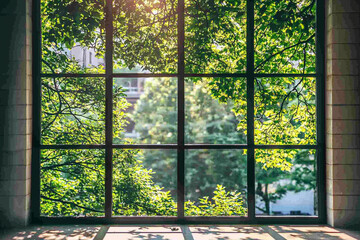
[1,225,360,240]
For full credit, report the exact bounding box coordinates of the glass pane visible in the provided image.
[255,149,317,216]
[185,149,247,216]
[41,0,105,73]
[113,0,177,73]
[185,78,247,144]
[40,149,105,216]
[113,77,177,144]
[185,0,247,73]
[254,0,316,73]
[112,149,177,216]
[254,77,316,145]
[41,77,105,145]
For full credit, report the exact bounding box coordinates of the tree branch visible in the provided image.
[254,33,315,72]
[41,195,104,213]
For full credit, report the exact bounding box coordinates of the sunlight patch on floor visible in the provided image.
[1,225,359,240]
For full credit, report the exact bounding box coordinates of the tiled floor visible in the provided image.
[1,225,359,240]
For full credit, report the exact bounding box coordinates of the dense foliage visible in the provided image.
[40,0,317,216]
[133,77,316,215]
[131,78,247,211]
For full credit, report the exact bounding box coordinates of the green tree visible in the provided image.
[41,0,317,151]
[132,78,247,206]
[41,70,247,216]
[132,78,316,215]
[255,149,316,215]
[40,0,317,216]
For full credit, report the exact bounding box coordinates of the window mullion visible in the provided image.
[315,0,326,223]
[105,0,114,218]
[177,0,185,220]
[31,0,42,221]
[246,0,255,222]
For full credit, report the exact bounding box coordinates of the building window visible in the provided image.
[33,0,325,222]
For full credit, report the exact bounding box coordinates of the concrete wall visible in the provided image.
[0,0,32,228]
[326,0,360,229]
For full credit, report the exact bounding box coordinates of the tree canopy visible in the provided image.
[40,0,317,216]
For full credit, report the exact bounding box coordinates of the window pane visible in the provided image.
[185,149,247,216]
[185,0,247,73]
[254,77,316,145]
[41,0,105,73]
[113,77,177,144]
[254,0,316,73]
[112,149,177,216]
[255,149,317,216]
[113,0,177,73]
[40,149,105,216]
[41,77,105,145]
[185,78,247,144]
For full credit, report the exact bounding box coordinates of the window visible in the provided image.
[32,0,325,223]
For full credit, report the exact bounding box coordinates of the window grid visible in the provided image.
[32,0,326,223]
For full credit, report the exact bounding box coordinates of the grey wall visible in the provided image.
[0,0,33,228]
[326,0,360,229]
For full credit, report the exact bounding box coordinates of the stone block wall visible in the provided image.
[0,0,33,228]
[326,0,360,228]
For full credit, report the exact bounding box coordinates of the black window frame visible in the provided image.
[31,0,326,224]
